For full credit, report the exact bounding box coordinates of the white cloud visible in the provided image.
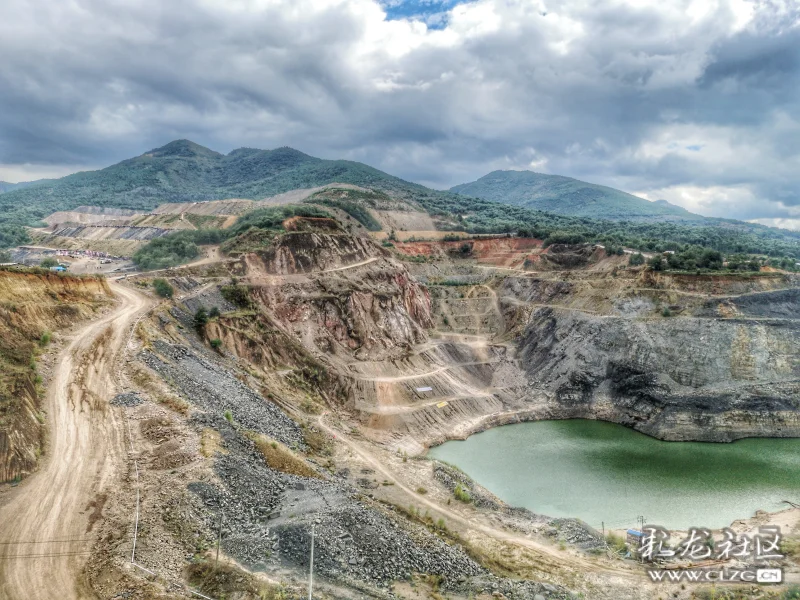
[0,0,797,222]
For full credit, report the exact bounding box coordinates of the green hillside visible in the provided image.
[0,140,426,227]
[450,170,702,221]
[0,180,49,194]
[0,140,797,261]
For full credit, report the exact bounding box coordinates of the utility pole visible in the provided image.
[308,523,315,600]
[215,509,224,568]
[637,516,646,563]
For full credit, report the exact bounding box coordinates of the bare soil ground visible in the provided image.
[0,283,152,600]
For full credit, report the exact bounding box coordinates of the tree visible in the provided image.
[629,253,645,266]
[40,257,59,269]
[0,250,12,263]
[647,255,664,271]
[152,278,174,298]
[193,307,208,331]
[698,249,723,270]
[209,306,221,318]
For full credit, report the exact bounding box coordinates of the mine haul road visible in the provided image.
[0,282,152,600]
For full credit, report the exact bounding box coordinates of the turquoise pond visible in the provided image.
[427,419,800,530]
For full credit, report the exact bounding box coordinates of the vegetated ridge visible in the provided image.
[2,140,798,262]
[450,170,703,221]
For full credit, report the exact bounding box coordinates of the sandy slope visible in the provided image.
[0,282,152,600]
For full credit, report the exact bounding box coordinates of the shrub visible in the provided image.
[224,410,233,423]
[220,284,251,308]
[661,307,672,317]
[40,257,59,269]
[209,306,221,318]
[416,486,428,495]
[628,252,645,266]
[647,255,664,271]
[133,228,229,270]
[152,278,174,298]
[39,331,52,347]
[210,338,222,349]
[454,483,472,503]
[193,307,208,330]
[543,231,586,247]
[605,532,628,554]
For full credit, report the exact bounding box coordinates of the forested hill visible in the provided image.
[0,140,427,226]
[0,139,798,260]
[0,180,48,194]
[451,170,703,221]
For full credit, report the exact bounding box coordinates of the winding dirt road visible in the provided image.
[315,411,644,584]
[0,282,152,600]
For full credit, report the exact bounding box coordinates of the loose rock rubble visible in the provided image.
[547,518,604,550]
[183,413,572,598]
[110,391,144,407]
[141,340,303,448]
[432,460,501,510]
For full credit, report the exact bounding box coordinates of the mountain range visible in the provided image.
[0,140,430,226]
[0,140,797,258]
[450,170,701,221]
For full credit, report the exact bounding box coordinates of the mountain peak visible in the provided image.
[451,169,705,221]
[145,139,222,159]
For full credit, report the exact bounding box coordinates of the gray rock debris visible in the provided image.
[110,392,144,407]
[141,340,302,448]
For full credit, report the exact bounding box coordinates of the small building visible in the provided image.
[626,529,644,550]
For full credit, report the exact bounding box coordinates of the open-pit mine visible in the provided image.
[1,184,798,600]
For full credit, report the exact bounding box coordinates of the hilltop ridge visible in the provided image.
[451,169,703,221]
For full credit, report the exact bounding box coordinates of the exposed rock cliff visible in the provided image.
[513,273,800,442]
[226,233,432,365]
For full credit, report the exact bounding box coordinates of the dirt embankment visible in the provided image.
[0,269,111,482]
[394,236,543,267]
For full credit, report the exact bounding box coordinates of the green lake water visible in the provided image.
[427,419,800,530]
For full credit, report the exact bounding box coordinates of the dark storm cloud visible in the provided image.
[0,0,798,224]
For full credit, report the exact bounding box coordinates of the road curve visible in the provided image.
[0,282,152,600]
[315,412,644,583]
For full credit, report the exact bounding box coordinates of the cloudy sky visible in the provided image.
[0,0,798,228]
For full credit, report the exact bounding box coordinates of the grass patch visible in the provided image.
[200,428,225,458]
[454,483,472,503]
[302,427,333,456]
[156,393,189,415]
[605,532,628,554]
[248,432,320,478]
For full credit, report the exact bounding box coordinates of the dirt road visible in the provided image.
[0,282,152,600]
[316,412,643,583]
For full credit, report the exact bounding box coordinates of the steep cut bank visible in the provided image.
[506,270,800,442]
[0,269,111,482]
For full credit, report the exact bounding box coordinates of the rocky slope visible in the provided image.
[506,270,800,442]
